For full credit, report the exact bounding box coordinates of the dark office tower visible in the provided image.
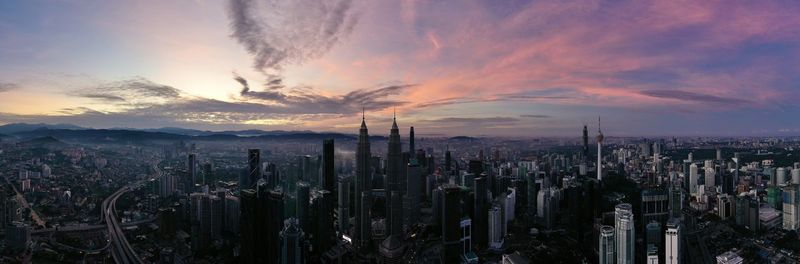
[473,177,488,249]
[267,190,286,263]
[188,154,198,187]
[296,182,310,233]
[442,185,462,263]
[386,112,402,236]
[312,190,334,256]
[280,218,305,264]
[445,149,452,172]
[389,190,403,236]
[239,189,258,263]
[409,126,415,154]
[355,111,372,249]
[582,124,589,160]
[248,149,261,189]
[468,160,484,176]
[405,159,421,227]
[338,179,350,238]
[322,139,335,195]
[189,193,213,253]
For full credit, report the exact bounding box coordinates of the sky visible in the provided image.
[1,0,800,137]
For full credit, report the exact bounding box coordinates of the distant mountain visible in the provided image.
[0,123,85,134]
[20,135,68,147]
[449,136,477,141]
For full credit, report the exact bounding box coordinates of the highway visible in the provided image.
[104,163,162,264]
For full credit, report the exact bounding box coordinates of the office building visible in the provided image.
[599,225,615,264]
[488,203,504,251]
[338,178,350,239]
[689,164,698,194]
[442,185,463,263]
[615,203,635,264]
[322,139,335,196]
[783,185,799,231]
[188,153,198,188]
[597,117,604,181]
[296,182,310,232]
[355,111,372,249]
[281,218,305,264]
[665,218,681,264]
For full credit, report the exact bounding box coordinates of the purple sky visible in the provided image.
[1,0,799,136]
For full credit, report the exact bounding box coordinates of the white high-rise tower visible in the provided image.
[597,117,604,181]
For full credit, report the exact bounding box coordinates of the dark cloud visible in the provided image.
[227,0,359,74]
[0,82,19,92]
[80,93,127,102]
[639,89,750,104]
[235,75,412,114]
[72,77,181,105]
[520,114,551,118]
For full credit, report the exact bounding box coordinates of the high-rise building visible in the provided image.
[247,149,260,189]
[582,125,589,162]
[473,176,488,250]
[405,158,421,228]
[240,189,258,263]
[338,178,350,239]
[266,189,286,263]
[311,190,334,256]
[792,168,800,185]
[160,172,176,198]
[642,188,669,226]
[280,218,305,264]
[460,217,478,263]
[488,203,504,250]
[599,225,615,264]
[445,148,452,172]
[189,193,216,253]
[409,126,415,155]
[296,182,310,232]
[596,117,604,181]
[782,185,799,231]
[386,113,403,236]
[322,139,335,196]
[389,190,403,236]
[442,185,463,263]
[615,203,635,264]
[224,194,240,235]
[188,153,198,188]
[6,221,30,253]
[705,167,716,189]
[689,164,698,194]
[665,218,681,264]
[646,221,662,252]
[777,167,787,185]
[354,111,372,249]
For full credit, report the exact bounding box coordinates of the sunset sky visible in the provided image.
[1,0,800,136]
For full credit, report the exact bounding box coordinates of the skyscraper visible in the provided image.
[782,185,799,231]
[665,218,682,264]
[267,190,286,263]
[386,112,403,236]
[473,176,488,250]
[338,178,350,239]
[188,153,198,187]
[599,225,615,264]
[311,190,334,256]
[354,110,372,249]
[615,203,635,264]
[248,149,261,189]
[582,124,589,161]
[689,164,699,194]
[405,158,421,228]
[409,126,415,155]
[597,117,604,181]
[322,139,335,196]
[239,189,258,263]
[442,185,462,263]
[280,218,305,264]
[296,182,310,233]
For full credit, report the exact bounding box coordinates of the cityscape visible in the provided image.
[2,1,800,264]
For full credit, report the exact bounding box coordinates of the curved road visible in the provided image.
[105,163,162,264]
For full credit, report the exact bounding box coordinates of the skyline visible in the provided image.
[2,1,800,136]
